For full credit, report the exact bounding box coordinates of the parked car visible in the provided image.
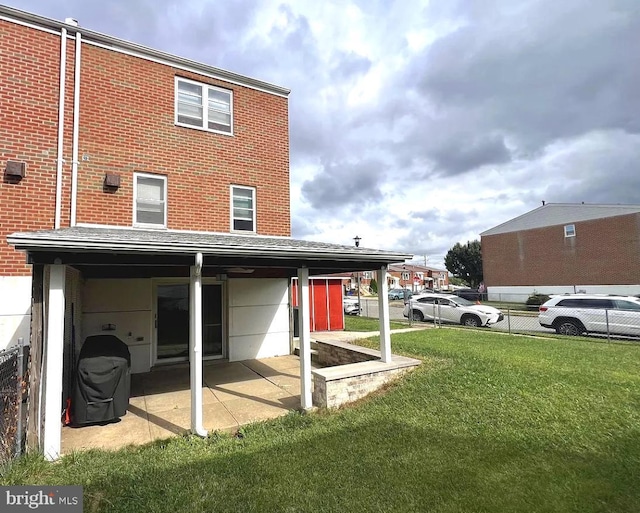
[388,288,412,301]
[343,297,360,315]
[452,288,484,301]
[538,294,640,336]
[403,293,504,327]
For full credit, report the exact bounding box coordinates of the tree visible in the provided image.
[369,277,378,294]
[444,240,483,288]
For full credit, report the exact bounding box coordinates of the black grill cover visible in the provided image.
[72,335,131,425]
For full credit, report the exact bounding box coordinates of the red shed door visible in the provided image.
[312,279,329,331]
[328,280,344,330]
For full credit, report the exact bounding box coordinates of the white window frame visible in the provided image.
[564,224,576,237]
[133,172,167,229]
[174,77,233,136]
[230,185,256,233]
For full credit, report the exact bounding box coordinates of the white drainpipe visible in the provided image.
[70,29,81,227]
[190,252,208,437]
[54,27,67,229]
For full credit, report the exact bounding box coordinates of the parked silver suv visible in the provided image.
[538,294,640,336]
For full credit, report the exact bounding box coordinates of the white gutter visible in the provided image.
[189,252,208,437]
[69,30,81,227]
[54,28,67,229]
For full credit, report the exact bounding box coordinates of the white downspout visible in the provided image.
[70,29,81,227]
[189,252,208,437]
[54,28,67,229]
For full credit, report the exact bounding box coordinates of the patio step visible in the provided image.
[293,346,319,362]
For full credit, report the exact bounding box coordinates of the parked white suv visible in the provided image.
[538,294,640,336]
[403,293,504,327]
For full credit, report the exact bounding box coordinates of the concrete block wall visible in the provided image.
[311,339,420,408]
[313,366,412,409]
[315,340,377,367]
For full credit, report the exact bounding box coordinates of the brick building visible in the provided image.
[0,6,411,459]
[480,203,640,300]
[388,264,449,292]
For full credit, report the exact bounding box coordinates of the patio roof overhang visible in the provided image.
[7,226,413,278]
[8,226,408,460]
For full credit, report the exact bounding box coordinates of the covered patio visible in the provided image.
[8,226,412,460]
[61,355,303,453]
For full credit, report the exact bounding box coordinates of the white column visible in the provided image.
[43,264,66,461]
[377,266,392,363]
[189,253,207,437]
[297,267,313,409]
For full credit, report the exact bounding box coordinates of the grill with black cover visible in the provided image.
[72,334,131,425]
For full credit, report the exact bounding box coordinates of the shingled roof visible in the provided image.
[8,226,411,267]
[481,203,640,236]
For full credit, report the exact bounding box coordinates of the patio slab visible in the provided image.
[61,356,303,454]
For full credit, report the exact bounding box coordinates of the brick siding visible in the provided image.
[0,19,290,276]
[482,213,640,286]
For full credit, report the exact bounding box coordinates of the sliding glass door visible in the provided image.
[155,282,224,362]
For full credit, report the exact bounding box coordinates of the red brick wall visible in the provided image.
[0,22,70,275]
[482,213,640,286]
[0,19,290,276]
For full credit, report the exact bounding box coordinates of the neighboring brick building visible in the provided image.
[0,6,411,459]
[480,203,640,299]
[388,263,449,292]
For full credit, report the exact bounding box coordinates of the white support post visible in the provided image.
[377,266,392,363]
[189,253,207,437]
[297,267,313,409]
[43,264,66,461]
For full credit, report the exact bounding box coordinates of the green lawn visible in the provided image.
[3,330,639,513]
[344,315,409,331]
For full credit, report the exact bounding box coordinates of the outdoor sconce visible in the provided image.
[4,160,26,182]
[103,173,121,192]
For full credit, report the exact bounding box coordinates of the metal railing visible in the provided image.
[0,338,28,466]
[371,293,640,341]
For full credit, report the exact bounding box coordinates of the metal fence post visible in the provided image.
[507,307,511,335]
[605,309,610,343]
[15,338,24,458]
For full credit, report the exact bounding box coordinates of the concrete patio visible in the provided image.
[61,355,303,453]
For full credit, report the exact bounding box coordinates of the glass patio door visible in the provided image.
[156,283,224,362]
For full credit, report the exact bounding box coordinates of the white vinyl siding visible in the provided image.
[134,173,167,228]
[231,185,256,232]
[175,77,232,135]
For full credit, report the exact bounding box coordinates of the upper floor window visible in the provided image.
[231,185,255,232]
[564,224,576,237]
[134,173,167,228]
[175,77,233,135]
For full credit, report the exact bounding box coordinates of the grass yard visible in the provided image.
[2,330,639,512]
[344,315,408,331]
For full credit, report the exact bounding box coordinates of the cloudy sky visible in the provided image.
[7,0,640,268]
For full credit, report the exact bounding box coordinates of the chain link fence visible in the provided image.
[367,293,640,341]
[0,339,28,466]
